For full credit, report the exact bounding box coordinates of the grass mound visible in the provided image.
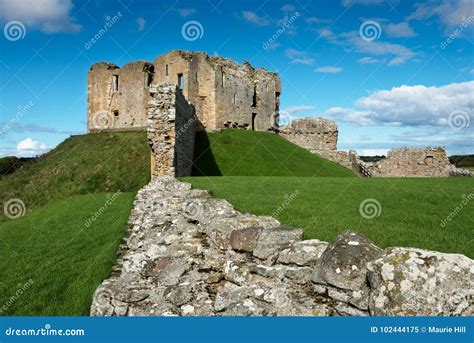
[183,176,474,258]
[0,193,134,315]
[0,131,150,221]
[192,130,355,177]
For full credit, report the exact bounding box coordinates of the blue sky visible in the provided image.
[0,0,472,157]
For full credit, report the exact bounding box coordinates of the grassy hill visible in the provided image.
[183,176,474,258]
[0,193,134,315]
[0,131,150,221]
[192,130,355,177]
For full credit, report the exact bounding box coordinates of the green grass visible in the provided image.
[192,130,355,177]
[183,176,474,258]
[0,193,135,315]
[0,131,150,221]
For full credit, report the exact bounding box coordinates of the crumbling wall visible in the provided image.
[91,177,474,316]
[366,147,470,177]
[147,83,196,177]
[280,118,338,152]
[88,61,153,132]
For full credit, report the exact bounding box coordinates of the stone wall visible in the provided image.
[365,147,470,177]
[91,177,473,316]
[147,83,196,177]
[88,61,153,132]
[88,50,281,133]
[280,118,338,152]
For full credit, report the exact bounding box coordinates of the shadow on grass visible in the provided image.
[192,131,221,176]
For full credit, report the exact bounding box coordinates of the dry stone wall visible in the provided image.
[91,177,474,317]
[147,83,196,177]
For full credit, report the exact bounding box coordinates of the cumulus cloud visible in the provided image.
[136,17,145,32]
[362,149,389,156]
[0,0,81,33]
[385,22,416,38]
[315,66,342,73]
[241,11,271,26]
[323,81,474,128]
[16,138,48,156]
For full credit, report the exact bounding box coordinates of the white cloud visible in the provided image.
[385,22,416,38]
[323,81,474,128]
[407,0,474,35]
[0,0,81,33]
[341,0,383,6]
[362,149,389,156]
[177,8,196,17]
[357,57,381,64]
[315,66,342,73]
[242,11,271,26]
[285,48,314,65]
[136,17,145,32]
[283,105,316,114]
[16,138,48,157]
[320,29,416,65]
[306,17,332,24]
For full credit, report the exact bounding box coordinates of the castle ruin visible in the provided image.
[88,50,281,133]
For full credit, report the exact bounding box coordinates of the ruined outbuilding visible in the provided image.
[88,50,281,132]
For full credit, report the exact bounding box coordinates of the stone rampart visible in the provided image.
[91,177,473,316]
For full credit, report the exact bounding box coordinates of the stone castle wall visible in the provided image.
[280,118,338,152]
[147,83,196,177]
[88,61,153,132]
[91,177,474,316]
[88,50,281,133]
[365,147,470,177]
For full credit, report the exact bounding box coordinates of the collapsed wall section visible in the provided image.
[365,147,470,177]
[147,83,196,177]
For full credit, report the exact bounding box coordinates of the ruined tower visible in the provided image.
[87,50,281,132]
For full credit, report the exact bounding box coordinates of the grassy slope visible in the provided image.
[0,193,135,315]
[192,130,355,177]
[0,131,150,221]
[183,176,474,258]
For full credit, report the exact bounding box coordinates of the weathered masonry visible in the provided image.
[88,50,281,132]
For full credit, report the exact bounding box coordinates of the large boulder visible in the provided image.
[312,230,383,291]
[367,247,474,316]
